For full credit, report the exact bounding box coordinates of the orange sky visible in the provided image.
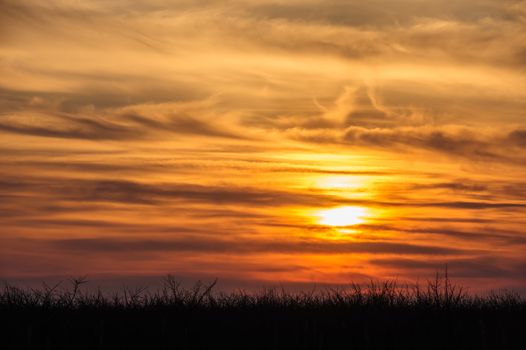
[1,0,526,292]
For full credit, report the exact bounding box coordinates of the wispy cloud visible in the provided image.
[41,237,465,256]
[1,0,526,291]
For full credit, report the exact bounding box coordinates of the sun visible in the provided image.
[317,206,368,227]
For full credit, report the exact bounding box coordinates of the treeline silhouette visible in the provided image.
[1,273,525,350]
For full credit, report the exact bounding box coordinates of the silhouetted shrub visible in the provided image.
[1,273,525,350]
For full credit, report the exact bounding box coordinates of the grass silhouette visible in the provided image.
[2,271,525,349]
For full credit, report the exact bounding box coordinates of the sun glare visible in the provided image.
[317,206,368,227]
[316,176,364,190]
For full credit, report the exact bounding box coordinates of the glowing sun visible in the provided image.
[317,206,368,226]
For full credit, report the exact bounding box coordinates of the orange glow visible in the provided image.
[315,176,364,190]
[1,0,526,294]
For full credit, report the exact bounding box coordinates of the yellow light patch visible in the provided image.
[317,206,369,227]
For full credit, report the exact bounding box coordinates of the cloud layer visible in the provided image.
[1,0,526,292]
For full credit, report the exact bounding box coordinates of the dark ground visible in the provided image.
[2,276,525,350]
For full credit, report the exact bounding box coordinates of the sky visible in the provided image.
[1,0,526,293]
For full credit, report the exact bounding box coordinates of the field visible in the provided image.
[2,275,525,350]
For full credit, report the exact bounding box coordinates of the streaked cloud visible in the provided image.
[1,0,526,292]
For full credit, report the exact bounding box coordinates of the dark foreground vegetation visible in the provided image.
[2,274,525,350]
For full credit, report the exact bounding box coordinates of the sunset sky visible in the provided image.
[1,0,526,292]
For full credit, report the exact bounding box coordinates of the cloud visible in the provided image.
[369,257,526,279]
[141,114,246,139]
[2,175,526,211]
[1,0,526,290]
[45,236,465,256]
[1,158,396,177]
[0,113,143,140]
[0,98,248,141]
[286,124,526,165]
[0,176,336,207]
[508,129,526,147]
[355,223,526,245]
[2,0,526,157]
[395,217,496,224]
[344,127,492,158]
[407,181,488,193]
